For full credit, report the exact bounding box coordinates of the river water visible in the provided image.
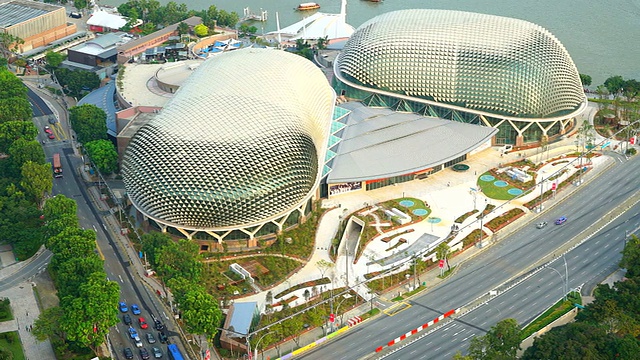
[99,0,640,85]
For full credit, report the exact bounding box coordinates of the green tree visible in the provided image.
[0,68,28,99]
[69,104,108,144]
[43,194,77,221]
[622,79,640,102]
[85,139,119,174]
[579,73,592,87]
[174,284,222,340]
[60,272,119,355]
[604,75,625,96]
[8,138,45,176]
[620,235,640,277]
[0,33,24,57]
[0,121,38,153]
[435,242,451,271]
[156,239,202,282]
[141,231,172,268]
[32,306,65,342]
[467,318,521,360]
[177,21,190,35]
[73,0,88,11]
[316,36,328,50]
[0,347,13,360]
[194,23,209,37]
[53,68,100,97]
[45,51,66,68]
[44,214,79,239]
[20,161,53,204]
[0,96,32,123]
[55,255,104,298]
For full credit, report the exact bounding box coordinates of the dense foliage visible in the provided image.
[68,104,108,144]
[53,67,100,98]
[117,0,240,36]
[0,68,32,123]
[33,194,120,357]
[141,232,223,340]
[85,139,119,174]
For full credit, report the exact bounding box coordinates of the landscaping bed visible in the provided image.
[524,168,591,210]
[520,291,581,340]
[455,209,479,224]
[485,208,525,232]
[0,331,25,360]
[274,277,331,299]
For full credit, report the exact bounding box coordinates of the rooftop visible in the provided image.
[327,102,498,183]
[0,0,60,28]
[227,302,258,337]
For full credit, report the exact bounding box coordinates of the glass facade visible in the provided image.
[334,9,585,146]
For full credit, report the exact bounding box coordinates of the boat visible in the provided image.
[296,2,321,11]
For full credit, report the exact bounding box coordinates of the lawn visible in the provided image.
[520,291,581,340]
[478,172,525,200]
[0,331,25,360]
[0,298,12,321]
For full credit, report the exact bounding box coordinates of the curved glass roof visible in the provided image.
[337,9,585,119]
[122,48,335,230]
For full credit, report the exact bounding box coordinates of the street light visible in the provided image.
[546,256,569,301]
[254,330,278,360]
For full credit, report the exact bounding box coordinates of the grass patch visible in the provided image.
[485,208,525,232]
[479,171,529,200]
[391,295,404,302]
[455,209,478,224]
[0,331,25,360]
[520,291,581,340]
[403,285,425,297]
[360,308,380,320]
[0,298,12,321]
[437,265,457,279]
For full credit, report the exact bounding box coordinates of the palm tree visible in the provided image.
[435,242,451,271]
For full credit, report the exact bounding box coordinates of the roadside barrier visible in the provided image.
[375,308,460,352]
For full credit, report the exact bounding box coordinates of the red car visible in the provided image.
[44,126,52,134]
[48,133,55,139]
[138,317,148,329]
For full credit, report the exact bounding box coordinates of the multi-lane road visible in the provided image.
[26,85,189,359]
[301,151,639,360]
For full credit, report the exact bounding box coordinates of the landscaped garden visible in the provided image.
[0,298,12,321]
[201,255,303,299]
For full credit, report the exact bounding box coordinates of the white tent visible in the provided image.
[87,10,127,30]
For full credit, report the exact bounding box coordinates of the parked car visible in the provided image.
[119,302,128,313]
[154,319,164,331]
[555,216,567,225]
[158,331,168,343]
[139,317,148,329]
[44,126,52,134]
[152,347,162,358]
[131,304,141,315]
[48,117,57,124]
[536,221,547,229]
[146,332,156,344]
[140,348,150,360]
[123,314,132,325]
[123,348,134,359]
[134,336,143,348]
[48,133,55,139]
[128,327,138,339]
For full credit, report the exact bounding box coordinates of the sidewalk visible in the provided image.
[0,284,56,360]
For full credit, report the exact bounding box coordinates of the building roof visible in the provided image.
[269,12,355,41]
[337,9,585,119]
[327,102,498,183]
[227,302,258,337]
[122,48,336,231]
[0,0,60,28]
[116,16,202,53]
[70,33,124,56]
[86,10,127,30]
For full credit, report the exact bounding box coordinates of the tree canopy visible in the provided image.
[85,139,119,174]
[0,68,32,124]
[45,51,66,68]
[0,121,38,153]
[467,318,521,359]
[53,68,100,98]
[20,161,53,204]
[69,104,108,144]
[579,73,592,87]
[194,23,209,37]
[604,75,625,96]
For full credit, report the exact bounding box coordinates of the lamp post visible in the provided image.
[546,256,569,301]
[254,331,278,360]
[538,176,545,213]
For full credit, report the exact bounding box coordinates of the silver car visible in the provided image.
[536,221,547,229]
[146,332,156,344]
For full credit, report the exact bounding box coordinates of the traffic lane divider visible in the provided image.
[376,308,460,352]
